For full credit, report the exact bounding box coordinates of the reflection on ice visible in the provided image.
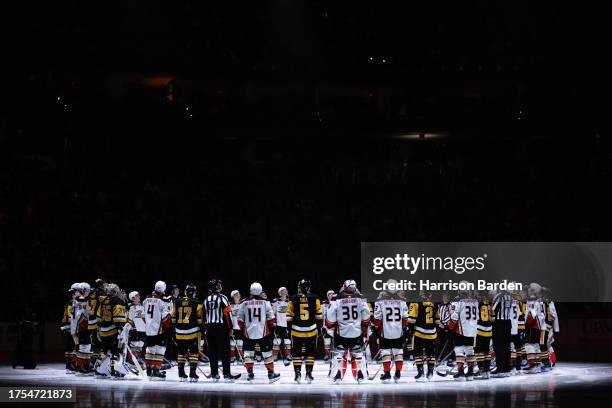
[1,362,611,407]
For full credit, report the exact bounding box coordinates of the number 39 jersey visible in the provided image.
[408,301,440,340]
[374,298,409,339]
[326,293,370,339]
[238,297,275,340]
[450,298,479,338]
[142,294,171,336]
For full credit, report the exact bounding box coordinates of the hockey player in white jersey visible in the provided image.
[229,290,243,363]
[321,290,336,361]
[524,283,546,373]
[238,282,281,383]
[448,285,478,381]
[71,283,93,375]
[373,289,409,383]
[326,280,370,383]
[142,281,172,380]
[272,287,292,364]
[125,291,146,363]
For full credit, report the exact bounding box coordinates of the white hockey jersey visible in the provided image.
[230,303,241,330]
[450,298,478,338]
[373,298,408,339]
[272,298,289,328]
[128,304,146,332]
[238,297,275,339]
[326,294,370,339]
[71,297,89,335]
[526,299,545,330]
[549,301,560,332]
[142,295,171,336]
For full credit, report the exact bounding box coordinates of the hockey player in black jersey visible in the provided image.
[172,284,203,382]
[287,279,322,383]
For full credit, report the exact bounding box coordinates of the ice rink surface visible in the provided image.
[2,361,612,407]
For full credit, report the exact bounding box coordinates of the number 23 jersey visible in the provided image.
[374,298,409,339]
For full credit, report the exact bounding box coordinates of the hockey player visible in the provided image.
[326,280,370,383]
[142,281,173,380]
[448,285,478,381]
[510,286,526,374]
[88,279,106,365]
[373,288,409,383]
[321,290,336,361]
[539,287,556,372]
[272,287,292,364]
[71,283,93,375]
[286,279,323,383]
[229,290,243,363]
[95,283,127,379]
[61,283,78,373]
[474,290,494,379]
[172,283,203,382]
[544,287,560,367]
[238,282,281,383]
[407,290,440,382]
[126,291,146,363]
[524,283,546,373]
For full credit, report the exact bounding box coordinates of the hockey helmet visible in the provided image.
[185,283,197,298]
[250,282,263,296]
[298,279,311,294]
[230,290,241,299]
[155,280,167,295]
[326,290,336,301]
[79,282,91,294]
[208,278,222,292]
[343,279,357,293]
[278,287,288,296]
[70,282,80,292]
[128,291,139,302]
[527,282,542,299]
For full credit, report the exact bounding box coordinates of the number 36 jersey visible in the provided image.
[326,293,370,339]
[374,298,409,339]
[450,298,479,338]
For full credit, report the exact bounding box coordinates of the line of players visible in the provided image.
[61,277,559,383]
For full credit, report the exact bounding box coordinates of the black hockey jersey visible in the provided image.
[286,293,322,338]
[96,295,127,337]
[476,299,494,338]
[61,300,72,333]
[407,301,440,340]
[172,297,203,340]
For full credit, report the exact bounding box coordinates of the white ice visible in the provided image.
[2,361,612,397]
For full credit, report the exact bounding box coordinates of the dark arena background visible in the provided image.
[1,1,612,407]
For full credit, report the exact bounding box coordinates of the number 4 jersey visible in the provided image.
[326,293,370,339]
[373,297,409,339]
[142,294,172,336]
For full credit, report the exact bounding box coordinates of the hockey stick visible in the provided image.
[124,343,146,379]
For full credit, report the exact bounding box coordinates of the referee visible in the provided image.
[203,278,239,381]
[491,290,514,377]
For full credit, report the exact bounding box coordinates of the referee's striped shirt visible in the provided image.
[203,292,232,326]
[493,292,514,321]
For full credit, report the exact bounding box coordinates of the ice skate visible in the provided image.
[380,371,391,383]
[268,372,281,384]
